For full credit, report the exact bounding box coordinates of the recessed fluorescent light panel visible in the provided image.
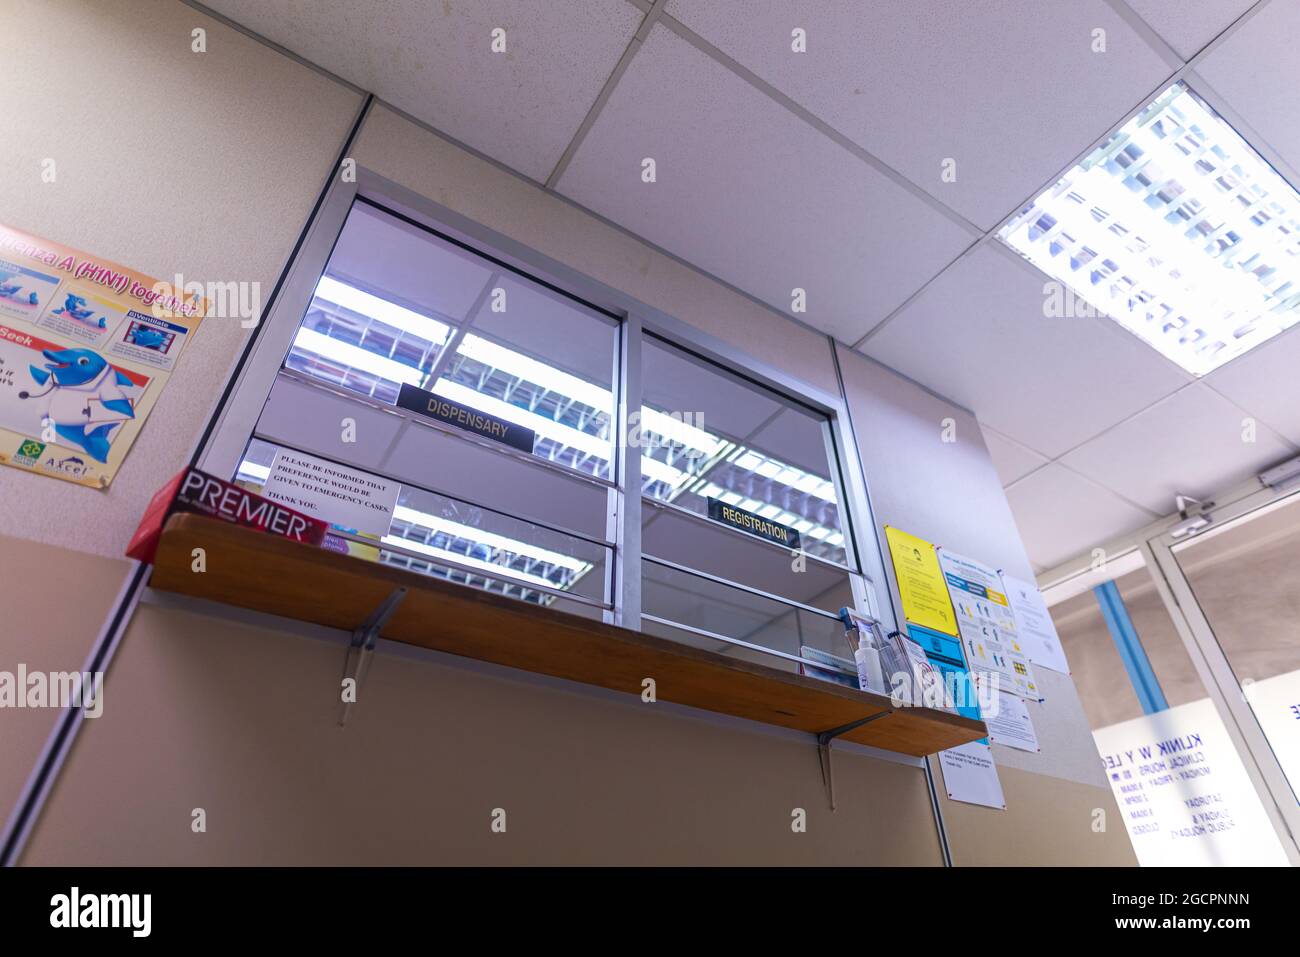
[999,82,1300,376]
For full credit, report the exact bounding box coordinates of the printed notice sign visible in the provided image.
[707,498,800,549]
[1243,667,1300,802]
[937,741,1005,809]
[1001,573,1071,675]
[985,690,1039,752]
[261,449,400,538]
[0,222,206,488]
[939,549,1040,701]
[396,382,534,453]
[884,526,958,636]
[1094,697,1289,866]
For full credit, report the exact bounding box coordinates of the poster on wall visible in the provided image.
[938,549,1040,701]
[0,222,206,488]
[883,526,958,636]
[1001,573,1071,674]
[937,740,1005,809]
[1093,697,1290,866]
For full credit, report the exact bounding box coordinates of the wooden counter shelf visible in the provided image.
[149,513,985,758]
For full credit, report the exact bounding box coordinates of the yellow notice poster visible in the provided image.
[884,525,958,636]
[0,223,206,488]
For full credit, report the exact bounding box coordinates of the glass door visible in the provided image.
[1045,551,1293,866]
[1146,486,1300,859]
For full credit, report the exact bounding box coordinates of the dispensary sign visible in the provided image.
[707,497,800,550]
[396,383,534,453]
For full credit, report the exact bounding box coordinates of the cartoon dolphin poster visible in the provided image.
[19,347,137,463]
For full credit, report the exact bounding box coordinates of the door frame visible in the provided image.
[1143,481,1300,859]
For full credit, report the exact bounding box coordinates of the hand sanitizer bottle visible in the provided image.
[855,631,884,695]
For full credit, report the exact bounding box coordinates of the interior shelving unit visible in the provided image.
[148,513,985,758]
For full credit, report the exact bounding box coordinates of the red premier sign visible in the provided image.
[127,467,328,563]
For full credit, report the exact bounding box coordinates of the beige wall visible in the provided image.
[939,768,1136,867]
[0,0,359,851]
[5,0,1127,866]
[0,535,130,830]
[25,602,943,865]
[0,0,363,558]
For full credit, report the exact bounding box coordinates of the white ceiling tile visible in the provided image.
[328,204,495,321]
[1006,464,1155,569]
[1193,0,1300,174]
[1205,325,1300,446]
[668,0,1173,229]
[203,0,642,181]
[861,245,1190,457]
[1124,0,1256,60]
[555,24,974,343]
[980,425,1050,486]
[748,408,834,476]
[1060,384,1295,513]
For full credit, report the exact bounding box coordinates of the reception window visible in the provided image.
[638,336,859,671]
[213,191,873,670]
[238,199,620,615]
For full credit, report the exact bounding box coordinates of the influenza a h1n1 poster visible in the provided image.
[0,223,206,488]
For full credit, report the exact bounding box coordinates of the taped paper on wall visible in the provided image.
[939,549,1040,701]
[985,689,1039,752]
[1001,573,1071,674]
[884,526,958,636]
[261,449,400,538]
[938,741,1005,809]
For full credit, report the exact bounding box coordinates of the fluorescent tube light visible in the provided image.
[314,276,450,345]
[236,460,270,482]
[456,334,609,411]
[381,534,582,589]
[292,327,425,385]
[392,504,587,571]
[999,83,1300,376]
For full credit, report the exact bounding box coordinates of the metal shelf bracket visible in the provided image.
[815,712,890,810]
[339,587,407,726]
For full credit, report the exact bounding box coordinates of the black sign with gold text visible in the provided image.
[706,497,801,550]
[396,383,535,453]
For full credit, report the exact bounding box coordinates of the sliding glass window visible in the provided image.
[238,199,619,618]
[637,335,860,673]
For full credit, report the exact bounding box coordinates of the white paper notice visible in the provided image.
[938,550,1040,701]
[985,690,1039,753]
[1244,668,1300,802]
[1093,698,1289,866]
[938,741,1005,809]
[1001,573,1071,674]
[987,691,1040,748]
[262,449,400,537]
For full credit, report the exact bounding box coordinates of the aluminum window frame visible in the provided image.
[195,164,887,649]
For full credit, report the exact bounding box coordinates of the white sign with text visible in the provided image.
[1093,697,1289,866]
[261,449,399,538]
